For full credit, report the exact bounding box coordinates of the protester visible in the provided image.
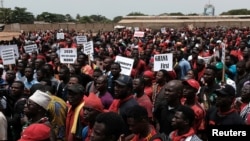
[65,83,86,141]
[90,112,126,141]
[82,93,104,141]
[168,105,202,141]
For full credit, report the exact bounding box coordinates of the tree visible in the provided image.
[220,9,250,15]
[65,14,75,22]
[76,14,81,22]
[11,7,34,24]
[169,12,184,16]
[37,12,68,23]
[127,12,147,16]
[89,15,111,23]
[187,13,199,16]
[79,16,93,23]
[0,8,13,24]
[36,12,52,21]
[113,16,123,23]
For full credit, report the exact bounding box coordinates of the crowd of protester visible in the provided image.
[0,26,250,141]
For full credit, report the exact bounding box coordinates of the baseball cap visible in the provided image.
[115,75,133,87]
[0,64,4,69]
[182,79,200,91]
[214,84,235,97]
[68,83,85,95]
[18,123,50,141]
[143,70,154,80]
[215,62,223,70]
[84,92,104,112]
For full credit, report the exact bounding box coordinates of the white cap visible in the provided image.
[216,40,222,44]
[0,64,4,69]
[29,90,51,110]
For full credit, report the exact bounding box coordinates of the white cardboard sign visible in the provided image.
[1,48,16,65]
[59,48,77,64]
[83,41,94,55]
[133,31,144,37]
[24,44,38,54]
[57,33,65,40]
[0,44,19,59]
[153,53,173,71]
[115,56,134,76]
[76,36,87,44]
[161,27,166,33]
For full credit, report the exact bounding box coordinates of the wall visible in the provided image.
[3,17,250,32]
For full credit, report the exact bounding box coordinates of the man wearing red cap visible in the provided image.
[82,93,104,141]
[182,79,206,140]
[143,70,154,99]
[18,123,52,141]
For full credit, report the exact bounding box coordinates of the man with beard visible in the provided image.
[108,74,138,137]
[233,83,250,124]
[154,80,183,136]
[207,84,245,125]
[66,83,86,141]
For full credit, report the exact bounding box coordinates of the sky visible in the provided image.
[3,0,250,20]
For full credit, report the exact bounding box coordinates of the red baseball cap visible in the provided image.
[18,123,50,141]
[183,79,200,91]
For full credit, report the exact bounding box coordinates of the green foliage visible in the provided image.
[0,6,250,24]
[220,9,250,15]
[0,8,12,24]
[187,13,199,16]
[11,7,35,24]
[169,12,184,16]
[127,12,148,16]
[113,16,123,23]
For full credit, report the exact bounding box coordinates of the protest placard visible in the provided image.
[59,48,77,64]
[24,44,38,54]
[76,36,87,44]
[83,41,94,55]
[115,56,134,76]
[133,31,144,37]
[0,44,19,59]
[57,33,65,40]
[161,27,166,33]
[1,48,15,65]
[153,53,173,71]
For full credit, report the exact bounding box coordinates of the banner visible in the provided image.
[59,48,77,64]
[24,44,38,54]
[153,53,173,71]
[76,36,87,44]
[57,33,64,40]
[83,41,94,55]
[1,48,16,65]
[115,56,134,76]
[133,31,144,37]
[0,44,19,59]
